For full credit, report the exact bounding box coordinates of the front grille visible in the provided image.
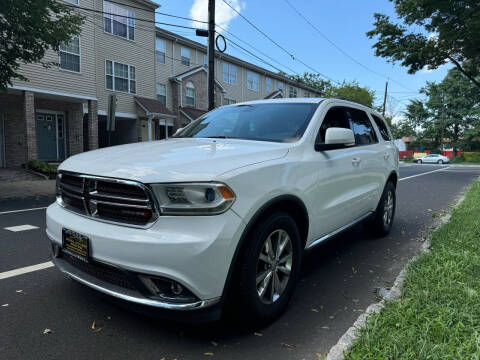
[62,251,135,290]
[57,172,157,227]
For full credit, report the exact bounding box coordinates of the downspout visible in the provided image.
[147,114,153,141]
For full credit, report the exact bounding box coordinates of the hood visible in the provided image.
[59,138,289,183]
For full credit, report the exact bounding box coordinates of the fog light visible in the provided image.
[52,243,61,258]
[171,282,183,295]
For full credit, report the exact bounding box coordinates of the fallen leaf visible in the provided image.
[329,316,335,319]
[321,326,329,330]
[352,267,357,274]
[281,342,296,349]
[106,316,111,320]
[254,332,263,337]
[1,304,8,307]
[210,341,218,347]
[204,352,214,356]
[352,299,359,303]
[91,321,96,330]
[344,306,348,310]
[311,308,319,312]
[43,328,52,334]
[16,290,23,293]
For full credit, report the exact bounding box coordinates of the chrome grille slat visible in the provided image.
[57,172,157,228]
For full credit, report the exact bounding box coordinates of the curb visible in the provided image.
[325,191,468,360]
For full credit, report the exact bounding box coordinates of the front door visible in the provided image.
[0,114,4,168]
[36,113,66,161]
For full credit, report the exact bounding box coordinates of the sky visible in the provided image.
[153,0,452,117]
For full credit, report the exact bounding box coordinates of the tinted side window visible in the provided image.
[317,106,350,143]
[346,108,378,146]
[371,114,391,141]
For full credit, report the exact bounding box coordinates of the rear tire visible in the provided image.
[438,160,443,164]
[370,181,396,237]
[234,212,302,323]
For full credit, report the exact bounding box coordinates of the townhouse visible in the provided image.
[0,0,321,168]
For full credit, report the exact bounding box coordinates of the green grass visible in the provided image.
[346,182,480,360]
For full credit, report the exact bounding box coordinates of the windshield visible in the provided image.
[175,103,319,143]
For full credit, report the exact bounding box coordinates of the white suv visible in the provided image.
[47,98,398,322]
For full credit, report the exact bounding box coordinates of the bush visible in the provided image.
[27,160,58,176]
[451,153,466,163]
[462,152,480,163]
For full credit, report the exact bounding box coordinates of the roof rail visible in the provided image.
[333,97,372,109]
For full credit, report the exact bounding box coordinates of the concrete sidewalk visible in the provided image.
[0,168,55,200]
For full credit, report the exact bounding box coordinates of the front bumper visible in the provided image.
[46,202,246,311]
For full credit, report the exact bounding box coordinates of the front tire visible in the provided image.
[235,212,302,323]
[418,160,423,164]
[370,181,396,237]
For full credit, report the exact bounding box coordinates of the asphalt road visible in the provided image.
[1,164,479,360]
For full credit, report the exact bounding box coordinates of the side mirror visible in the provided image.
[315,127,355,151]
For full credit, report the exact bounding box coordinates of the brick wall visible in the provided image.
[23,91,37,163]
[87,100,98,150]
[0,94,25,167]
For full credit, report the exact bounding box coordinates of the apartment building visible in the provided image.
[0,0,321,168]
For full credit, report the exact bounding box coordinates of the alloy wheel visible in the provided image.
[256,229,293,304]
[383,190,394,226]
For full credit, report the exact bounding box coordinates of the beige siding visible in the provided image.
[155,37,175,111]
[94,0,156,114]
[12,0,96,99]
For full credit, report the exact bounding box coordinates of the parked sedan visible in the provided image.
[415,154,450,164]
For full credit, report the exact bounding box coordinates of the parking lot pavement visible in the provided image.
[1,166,479,360]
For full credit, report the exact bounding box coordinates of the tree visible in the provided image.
[0,0,84,90]
[288,72,333,95]
[367,0,480,89]
[290,73,375,107]
[326,80,376,108]
[390,119,416,140]
[405,68,480,154]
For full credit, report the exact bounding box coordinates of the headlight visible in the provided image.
[150,182,236,215]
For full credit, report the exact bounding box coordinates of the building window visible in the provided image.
[289,86,297,98]
[247,71,259,92]
[222,98,236,105]
[265,77,272,92]
[59,36,80,72]
[106,60,136,94]
[203,54,208,66]
[222,62,237,85]
[156,83,166,105]
[186,81,195,106]
[103,1,135,41]
[181,47,190,66]
[278,81,284,90]
[155,38,166,64]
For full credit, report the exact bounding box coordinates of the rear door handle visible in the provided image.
[384,153,390,160]
[352,157,361,166]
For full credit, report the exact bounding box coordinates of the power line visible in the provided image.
[222,35,285,74]
[65,3,199,30]
[282,0,419,94]
[221,0,340,84]
[216,24,300,76]
[83,16,203,67]
[97,0,208,24]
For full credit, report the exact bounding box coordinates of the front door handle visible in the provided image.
[352,157,361,166]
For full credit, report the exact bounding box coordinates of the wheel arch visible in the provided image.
[387,171,398,188]
[221,195,309,300]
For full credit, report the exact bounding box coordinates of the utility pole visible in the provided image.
[207,0,215,111]
[382,80,389,117]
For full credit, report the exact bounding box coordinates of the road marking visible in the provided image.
[0,207,47,215]
[0,262,54,280]
[4,225,39,232]
[399,167,449,181]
